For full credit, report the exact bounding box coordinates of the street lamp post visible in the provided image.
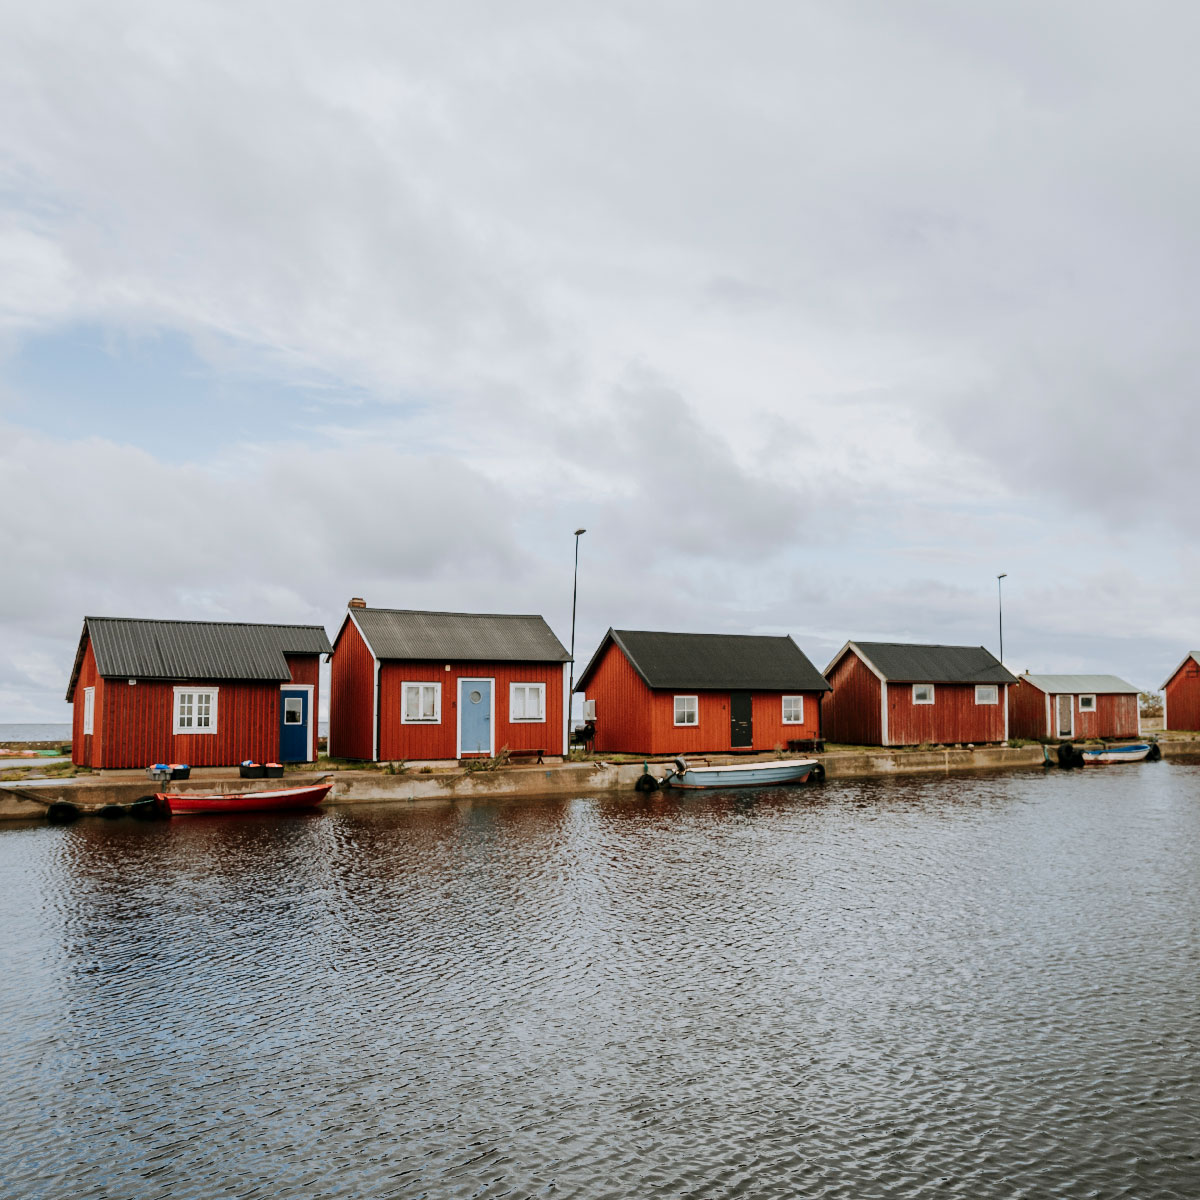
[997,573,1007,664]
[567,528,587,742]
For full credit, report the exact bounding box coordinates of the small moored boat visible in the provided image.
[1079,742,1154,765]
[159,783,333,815]
[664,757,820,790]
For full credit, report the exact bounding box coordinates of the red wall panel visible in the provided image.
[377,661,566,761]
[822,651,882,746]
[1008,680,1049,739]
[328,617,376,760]
[70,640,104,767]
[583,640,822,755]
[885,682,1006,745]
[1010,682,1140,740]
[1165,659,1200,731]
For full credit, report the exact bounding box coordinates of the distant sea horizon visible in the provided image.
[0,722,330,742]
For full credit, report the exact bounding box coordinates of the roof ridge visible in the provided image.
[613,629,791,639]
[86,616,327,629]
[359,608,546,619]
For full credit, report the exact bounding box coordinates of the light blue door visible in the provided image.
[459,679,493,755]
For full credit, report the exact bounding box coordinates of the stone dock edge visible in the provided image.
[3,739,1198,821]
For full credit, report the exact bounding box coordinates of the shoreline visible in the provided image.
[3,737,1197,822]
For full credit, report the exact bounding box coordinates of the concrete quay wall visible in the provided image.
[3,739,1197,820]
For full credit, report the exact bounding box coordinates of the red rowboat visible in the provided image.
[159,783,333,815]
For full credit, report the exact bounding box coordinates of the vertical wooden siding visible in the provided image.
[377,661,565,760]
[885,682,1006,745]
[70,643,323,768]
[328,618,376,760]
[1008,680,1049,739]
[1010,682,1140,740]
[583,641,821,754]
[584,641,652,755]
[97,679,282,768]
[1165,661,1200,731]
[822,651,882,745]
[70,638,103,767]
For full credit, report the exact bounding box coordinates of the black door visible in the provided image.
[730,692,753,748]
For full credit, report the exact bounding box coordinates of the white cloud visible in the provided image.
[1,2,1198,717]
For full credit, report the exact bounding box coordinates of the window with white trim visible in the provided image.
[510,682,545,722]
[674,695,698,726]
[1079,694,1096,712]
[402,682,441,723]
[174,687,217,734]
[913,684,935,705]
[782,695,805,724]
[975,685,998,705]
[82,687,94,735]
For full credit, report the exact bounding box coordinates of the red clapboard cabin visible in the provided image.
[1162,652,1200,732]
[574,629,830,755]
[1009,674,1140,741]
[328,601,571,762]
[67,616,332,769]
[823,641,1016,747]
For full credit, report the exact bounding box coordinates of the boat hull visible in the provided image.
[666,759,818,790]
[160,783,332,814]
[1080,744,1151,765]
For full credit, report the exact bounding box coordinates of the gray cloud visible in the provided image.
[2,2,1199,716]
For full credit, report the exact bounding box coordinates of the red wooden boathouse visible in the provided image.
[574,629,830,755]
[67,617,332,769]
[1008,673,1140,741]
[328,602,571,761]
[1162,652,1200,732]
[823,642,1015,747]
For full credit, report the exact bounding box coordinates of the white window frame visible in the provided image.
[401,681,442,724]
[782,695,805,724]
[82,687,95,735]
[1078,694,1097,712]
[674,695,699,726]
[912,684,935,705]
[975,685,999,706]
[509,682,546,723]
[173,686,218,735]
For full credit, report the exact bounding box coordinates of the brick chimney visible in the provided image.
[348,597,366,609]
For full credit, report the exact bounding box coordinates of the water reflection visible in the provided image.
[1,765,1198,1198]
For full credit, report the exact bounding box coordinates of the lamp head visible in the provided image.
[575,528,587,536]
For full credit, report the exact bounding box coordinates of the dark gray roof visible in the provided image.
[844,641,1017,685]
[346,608,570,663]
[576,629,831,692]
[67,617,332,699]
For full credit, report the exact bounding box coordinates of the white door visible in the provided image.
[1056,694,1074,739]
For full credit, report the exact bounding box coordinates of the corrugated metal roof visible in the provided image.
[67,617,332,699]
[850,642,1017,684]
[577,629,831,692]
[350,608,570,663]
[1021,673,1139,695]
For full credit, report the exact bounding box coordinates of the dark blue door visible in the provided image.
[279,688,310,762]
[458,679,493,755]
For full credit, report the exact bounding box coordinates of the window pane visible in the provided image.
[512,686,526,719]
[404,687,418,720]
[421,686,436,720]
[532,687,543,719]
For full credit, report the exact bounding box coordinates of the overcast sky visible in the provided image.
[3,1,1199,721]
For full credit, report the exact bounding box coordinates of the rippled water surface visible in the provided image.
[2,765,1199,1199]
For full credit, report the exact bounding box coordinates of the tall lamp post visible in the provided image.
[567,529,587,739]
[997,573,1007,664]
